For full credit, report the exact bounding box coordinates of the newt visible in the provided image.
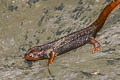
[24,0,120,65]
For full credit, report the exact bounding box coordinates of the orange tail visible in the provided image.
[93,0,120,36]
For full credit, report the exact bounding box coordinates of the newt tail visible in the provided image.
[24,0,120,65]
[93,0,120,37]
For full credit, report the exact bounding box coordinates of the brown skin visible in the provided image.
[24,0,120,65]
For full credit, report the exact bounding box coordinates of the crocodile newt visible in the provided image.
[24,0,120,65]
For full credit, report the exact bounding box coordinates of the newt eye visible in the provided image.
[29,53,34,57]
[38,47,42,51]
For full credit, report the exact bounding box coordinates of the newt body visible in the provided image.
[25,0,120,65]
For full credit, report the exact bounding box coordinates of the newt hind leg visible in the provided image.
[90,37,101,54]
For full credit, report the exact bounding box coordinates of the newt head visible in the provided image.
[24,46,46,61]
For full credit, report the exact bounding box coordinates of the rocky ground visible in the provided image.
[0,0,120,80]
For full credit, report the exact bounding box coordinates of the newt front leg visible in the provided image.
[48,51,56,65]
